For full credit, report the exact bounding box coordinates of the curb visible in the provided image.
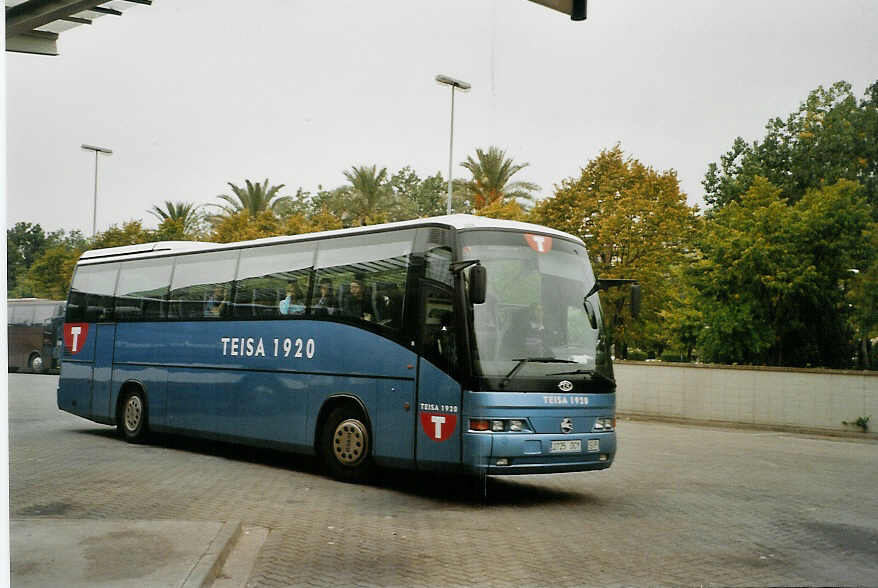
[181,520,243,588]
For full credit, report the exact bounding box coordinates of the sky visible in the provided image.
[4,0,878,235]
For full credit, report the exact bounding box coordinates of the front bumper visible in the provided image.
[462,431,616,475]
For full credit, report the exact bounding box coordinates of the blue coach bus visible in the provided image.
[58,215,638,481]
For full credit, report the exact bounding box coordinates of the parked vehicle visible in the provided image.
[8,298,65,373]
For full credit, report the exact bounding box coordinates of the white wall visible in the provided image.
[614,362,878,435]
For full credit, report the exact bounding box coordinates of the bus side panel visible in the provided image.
[90,324,117,422]
[372,379,416,468]
[415,358,462,471]
[234,371,309,446]
[57,321,98,418]
[165,367,222,435]
[58,360,93,417]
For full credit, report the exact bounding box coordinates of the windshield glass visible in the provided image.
[460,230,612,382]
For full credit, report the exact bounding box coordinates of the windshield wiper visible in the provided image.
[546,368,615,385]
[501,357,576,388]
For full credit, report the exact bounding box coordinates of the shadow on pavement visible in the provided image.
[74,426,595,507]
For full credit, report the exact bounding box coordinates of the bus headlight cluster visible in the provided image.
[469,419,531,433]
[592,417,615,432]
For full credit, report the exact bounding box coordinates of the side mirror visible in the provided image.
[469,265,487,304]
[630,284,641,319]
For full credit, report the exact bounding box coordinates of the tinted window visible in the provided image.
[313,230,415,332]
[417,227,454,287]
[169,251,239,320]
[234,242,315,319]
[67,264,119,322]
[115,258,173,321]
[32,304,56,324]
[10,304,34,326]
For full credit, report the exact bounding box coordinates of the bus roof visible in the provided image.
[77,214,584,265]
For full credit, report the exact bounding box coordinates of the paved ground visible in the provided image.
[9,373,878,587]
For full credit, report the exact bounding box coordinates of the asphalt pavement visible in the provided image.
[9,373,878,587]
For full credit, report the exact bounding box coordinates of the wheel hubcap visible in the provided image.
[31,356,42,371]
[124,396,142,432]
[332,419,368,466]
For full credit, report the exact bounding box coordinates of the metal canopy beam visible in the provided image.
[90,6,122,16]
[6,30,59,56]
[5,0,106,36]
[528,0,587,20]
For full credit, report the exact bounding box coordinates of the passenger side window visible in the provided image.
[313,230,415,332]
[66,263,119,323]
[115,259,173,321]
[421,283,457,374]
[169,251,239,320]
[234,242,315,319]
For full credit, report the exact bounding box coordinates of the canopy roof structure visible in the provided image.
[529,0,587,21]
[5,0,581,57]
[5,0,152,56]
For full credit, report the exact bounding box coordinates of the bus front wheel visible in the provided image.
[119,389,149,443]
[321,406,374,483]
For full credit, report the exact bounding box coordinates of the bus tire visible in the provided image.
[28,353,44,374]
[320,406,374,483]
[119,389,149,443]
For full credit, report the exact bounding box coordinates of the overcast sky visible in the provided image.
[5,0,878,235]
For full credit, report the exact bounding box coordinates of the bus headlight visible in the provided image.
[592,417,615,432]
[469,419,532,433]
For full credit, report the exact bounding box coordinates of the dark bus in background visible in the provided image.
[8,298,65,373]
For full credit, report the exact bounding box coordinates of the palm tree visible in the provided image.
[148,201,202,235]
[459,146,540,209]
[211,179,292,219]
[342,165,394,226]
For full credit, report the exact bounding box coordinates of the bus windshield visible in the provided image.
[461,230,612,385]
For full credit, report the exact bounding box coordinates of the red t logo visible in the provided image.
[63,323,89,354]
[525,234,553,253]
[419,412,458,442]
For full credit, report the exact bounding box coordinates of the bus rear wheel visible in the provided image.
[119,389,149,443]
[321,406,374,483]
[28,353,44,374]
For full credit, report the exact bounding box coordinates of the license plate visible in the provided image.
[550,440,581,453]
[587,439,600,452]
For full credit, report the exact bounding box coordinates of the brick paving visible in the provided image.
[10,373,878,586]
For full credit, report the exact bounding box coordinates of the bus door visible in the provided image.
[415,282,462,470]
[59,321,116,419]
[90,323,117,420]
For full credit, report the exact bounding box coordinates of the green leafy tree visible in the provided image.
[388,166,471,219]
[210,210,283,243]
[704,80,878,214]
[8,223,87,297]
[25,245,80,300]
[692,178,874,367]
[91,220,155,249]
[656,264,703,362]
[530,145,699,356]
[7,222,48,295]
[460,146,540,210]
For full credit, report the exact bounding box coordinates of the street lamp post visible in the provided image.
[435,74,471,215]
[81,144,113,236]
